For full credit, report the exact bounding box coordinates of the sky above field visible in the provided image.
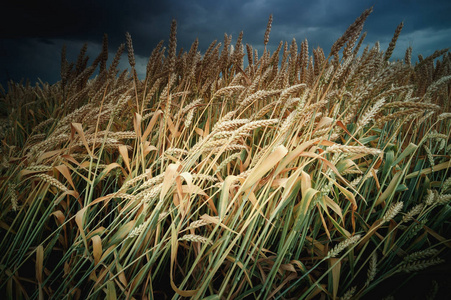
[1,0,450,88]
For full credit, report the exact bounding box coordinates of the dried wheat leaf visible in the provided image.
[91,235,102,265]
[133,112,142,138]
[75,207,89,252]
[142,110,162,141]
[406,159,451,179]
[51,210,65,226]
[71,122,94,157]
[241,145,288,191]
[330,258,341,300]
[35,245,44,283]
[376,172,402,206]
[55,164,76,190]
[160,163,180,203]
[118,145,131,174]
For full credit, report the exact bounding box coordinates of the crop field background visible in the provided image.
[0,7,450,300]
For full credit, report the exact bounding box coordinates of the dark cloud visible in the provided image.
[1,0,450,87]
[37,38,55,45]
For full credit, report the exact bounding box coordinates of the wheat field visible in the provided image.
[1,8,450,299]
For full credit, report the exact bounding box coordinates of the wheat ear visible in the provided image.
[327,234,361,258]
[179,234,212,245]
[382,202,403,223]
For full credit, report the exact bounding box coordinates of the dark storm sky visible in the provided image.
[1,0,450,88]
